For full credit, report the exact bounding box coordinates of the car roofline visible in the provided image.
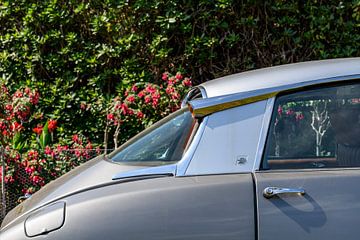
[200,58,360,97]
[188,74,360,118]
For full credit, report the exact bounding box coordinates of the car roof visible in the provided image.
[200,58,360,98]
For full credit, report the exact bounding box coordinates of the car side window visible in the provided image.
[262,82,360,170]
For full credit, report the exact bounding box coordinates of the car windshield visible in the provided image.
[110,108,196,165]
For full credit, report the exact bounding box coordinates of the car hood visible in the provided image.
[1,155,143,229]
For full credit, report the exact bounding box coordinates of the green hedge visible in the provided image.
[1,0,359,145]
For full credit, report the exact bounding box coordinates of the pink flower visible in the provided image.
[175,72,183,80]
[144,96,151,103]
[5,104,13,112]
[107,113,115,121]
[167,76,177,85]
[80,102,87,110]
[182,77,192,87]
[162,72,168,81]
[277,106,283,115]
[13,90,23,98]
[145,84,156,94]
[286,109,294,115]
[126,95,135,103]
[137,111,144,119]
[72,134,81,144]
[296,113,304,121]
[120,103,129,115]
[131,84,138,92]
[138,91,145,98]
[29,91,40,105]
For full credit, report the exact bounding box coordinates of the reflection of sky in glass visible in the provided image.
[112,110,194,163]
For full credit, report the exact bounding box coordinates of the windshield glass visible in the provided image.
[110,109,196,165]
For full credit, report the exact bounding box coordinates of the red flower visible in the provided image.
[48,119,57,133]
[137,91,145,98]
[33,125,43,135]
[167,76,177,85]
[296,113,304,121]
[29,91,40,105]
[131,84,138,92]
[11,122,24,132]
[107,113,115,121]
[145,84,156,94]
[13,90,23,98]
[120,103,129,115]
[182,77,192,87]
[137,111,144,119]
[144,96,151,103]
[5,104,13,112]
[126,95,135,103]
[72,134,81,144]
[286,109,294,115]
[162,72,168,81]
[277,106,283,115]
[175,72,183,80]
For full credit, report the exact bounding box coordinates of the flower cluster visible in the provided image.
[0,84,99,204]
[106,71,192,147]
[0,85,40,142]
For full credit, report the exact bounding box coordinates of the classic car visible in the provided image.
[1,58,360,240]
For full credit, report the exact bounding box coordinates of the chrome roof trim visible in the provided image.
[189,74,360,118]
[252,97,275,171]
[181,86,208,108]
[112,164,176,180]
[176,116,209,176]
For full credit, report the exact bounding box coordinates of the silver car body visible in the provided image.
[1,58,360,239]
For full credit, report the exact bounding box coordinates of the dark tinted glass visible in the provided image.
[263,82,360,169]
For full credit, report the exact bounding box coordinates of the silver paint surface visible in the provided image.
[200,58,360,98]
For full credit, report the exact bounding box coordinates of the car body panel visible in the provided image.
[1,155,143,229]
[186,100,267,175]
[256,169,360,240]
[200,58,360,98]
[2,174,255,240]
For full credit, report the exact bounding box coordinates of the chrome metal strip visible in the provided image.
[112,164,176,180]
[181,86,208,108]
[252,97,275,171]
[189,74,360,118]
[176,116,209,176]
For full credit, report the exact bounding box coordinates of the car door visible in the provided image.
[255,80,360,240]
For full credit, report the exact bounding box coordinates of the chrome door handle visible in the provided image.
[263,187,305,199]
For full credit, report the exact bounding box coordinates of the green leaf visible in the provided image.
[39,121,50,150]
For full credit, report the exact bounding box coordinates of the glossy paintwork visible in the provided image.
[200,58,360,98]
[1,155,143,229]
[186,100,267,175]
[2,174,255,240]
[256,169,360,240]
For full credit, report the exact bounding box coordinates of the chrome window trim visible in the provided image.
[252,97,275,171]
[181,86,208,108]
[112,164,176,180]
[111,116,209,180]
[189,74,360,118]
[176,116,209,176]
